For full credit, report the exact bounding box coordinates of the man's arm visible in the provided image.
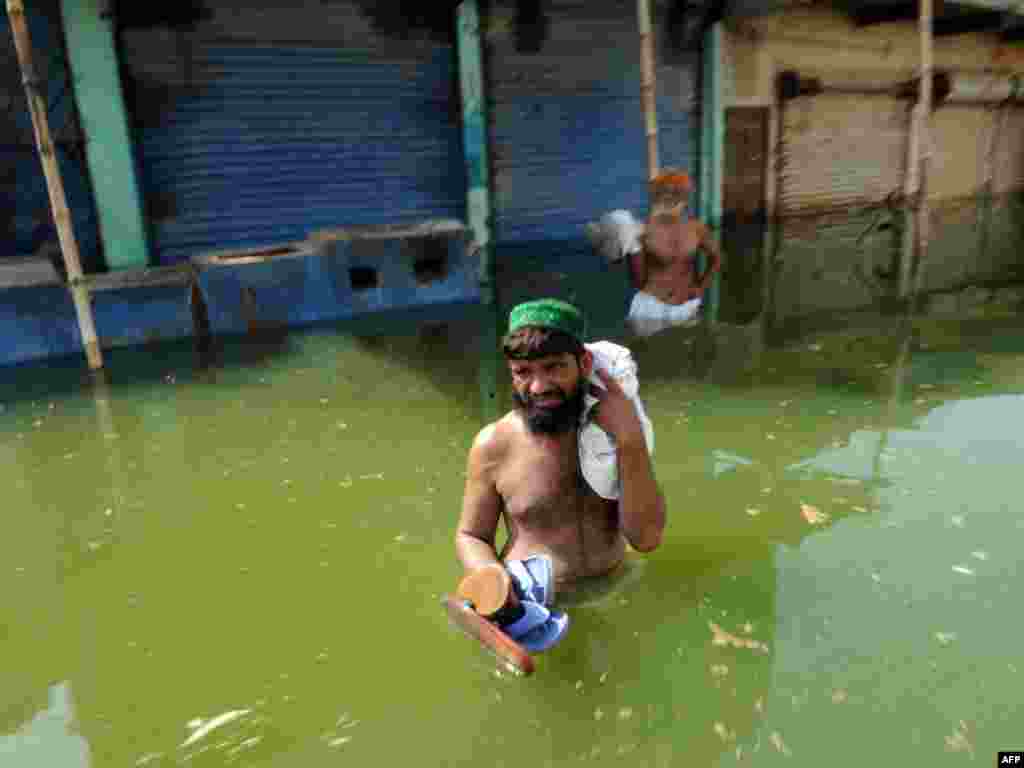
[616,432,666,552]
[455,425,505,572]
[628,247,648,291]
[590,370,666,552]
[696,221,722,291]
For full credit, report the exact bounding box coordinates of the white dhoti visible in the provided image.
[626,291,702,337]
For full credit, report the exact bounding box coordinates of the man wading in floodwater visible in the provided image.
[453,300,665,651]
[627,169,722,337]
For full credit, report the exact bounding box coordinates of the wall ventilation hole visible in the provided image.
[414,255,448,285]
[413,237,449,285]
[349,266,379,292]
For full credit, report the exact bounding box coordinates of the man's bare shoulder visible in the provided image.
[469,412,524,464]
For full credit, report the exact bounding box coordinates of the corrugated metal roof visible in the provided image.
[731,0,1024,18]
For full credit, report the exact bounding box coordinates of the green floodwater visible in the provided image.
[1,303,1023,768]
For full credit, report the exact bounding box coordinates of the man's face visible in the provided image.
[508,352,590,435]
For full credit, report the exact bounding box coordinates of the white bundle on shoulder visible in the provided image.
[584,210,645,265]
[578,341,655,500]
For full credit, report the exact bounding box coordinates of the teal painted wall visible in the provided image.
[61,0,150,269]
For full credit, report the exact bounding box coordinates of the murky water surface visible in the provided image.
[2,304,1022,767]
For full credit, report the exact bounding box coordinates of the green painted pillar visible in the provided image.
[700,22,724,324]
[61,0,150,270]
[457,0,501,423]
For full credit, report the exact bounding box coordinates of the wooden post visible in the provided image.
[457,0,501,423]
[7,0,103,369]
[909,0,933,303]
[638,0,659,180]
[976,79,1012,273]
[762,67,784,341]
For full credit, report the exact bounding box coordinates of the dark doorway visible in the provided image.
[722,106,769,324]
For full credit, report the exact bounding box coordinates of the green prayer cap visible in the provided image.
[507,299,586,342]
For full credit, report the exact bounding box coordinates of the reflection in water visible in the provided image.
[0,682,90,767]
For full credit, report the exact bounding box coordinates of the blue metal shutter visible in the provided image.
[121,24,465,266]
[488,1,699,272]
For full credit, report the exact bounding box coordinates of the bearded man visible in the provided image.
[454,299,666,608]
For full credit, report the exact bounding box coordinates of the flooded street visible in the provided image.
[2,304,1022,767]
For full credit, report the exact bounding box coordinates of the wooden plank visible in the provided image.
[442,596,535,677]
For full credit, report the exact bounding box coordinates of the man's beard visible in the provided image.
[513,384,585,435]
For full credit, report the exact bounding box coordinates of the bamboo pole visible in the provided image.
[7,0,103,369]
[638,0,659,180]
[898,99,920,299]
[909,0,933,304]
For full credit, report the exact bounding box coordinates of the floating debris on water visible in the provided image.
[394,533,407,543]
[831,689,848,704]
[618,707,633,721]
[746,508,761,517]
[709,622,770,653]
[970,551,989,561]
[180,709,251,748]
[944,721,973,758]
[327,736,351,748]
[594,708,604,721]
[711,665,729,678]
[769,731,791,756]
[951,515,966,528]
[951,565,975,576]
[713,722,734,742]
[934,632,957,647]
[801,503,829,526]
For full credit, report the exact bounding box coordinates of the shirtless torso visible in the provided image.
[462,412,625,594]
[632,211,720,304]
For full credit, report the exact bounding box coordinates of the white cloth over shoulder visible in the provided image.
[578,341,655,500]
[584,210,644,264]
[627,291,702,338]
